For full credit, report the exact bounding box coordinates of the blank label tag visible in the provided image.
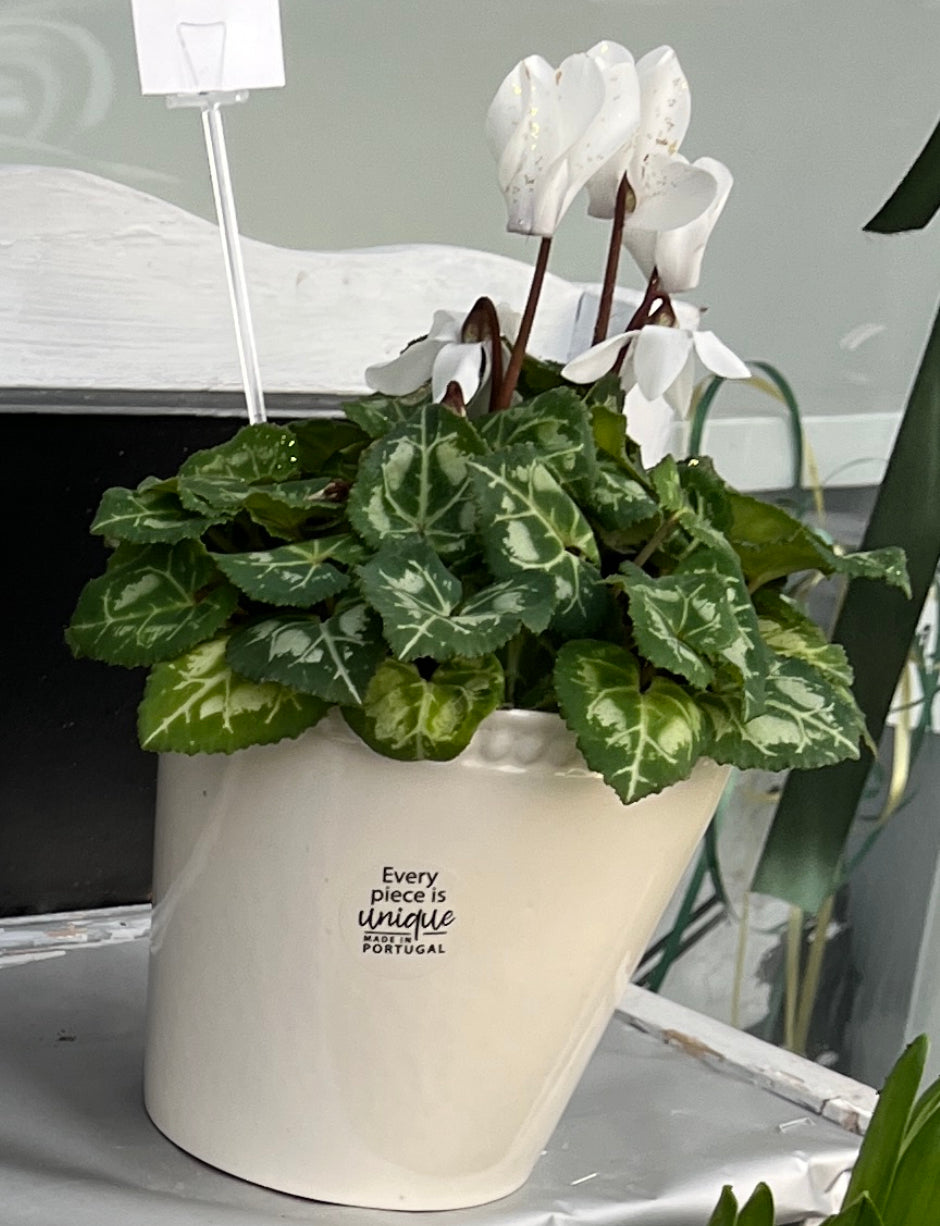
[131,0,286,95]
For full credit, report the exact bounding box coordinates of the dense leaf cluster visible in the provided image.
[68,375,908,804]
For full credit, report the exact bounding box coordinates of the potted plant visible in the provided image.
[67,41,907,1211]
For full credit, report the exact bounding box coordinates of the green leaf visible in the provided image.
[724,490,910,595]
[358,540,555,661]
[865,116,940,233]
[844,1036,928,1213]
[213,535,364,606]
[288,416,369,474]
[91,483,218,543]
[344,655,504,761]
[554,641,706,804]
[476,387,597,491]
[618,561,741,689]
[342,387,433,438]
[903,1067,940,1154]
[754,301,939,912]
[700,653,864,772]
[516,353,567,398]
[825,1193,886,1226]
[243,477,345,536]
[67,541,238,667]
[705,1185,739,1226]
[347,406,485,554]
[756,592,854,688]
[584,372,626,416]
[588,457,658,533]
[177,424,302,514]
[226,602,386,705]
[737,1183,775,1226]
[139,636,326,753]
[470,450,602,630]
[885,1070,940,1225]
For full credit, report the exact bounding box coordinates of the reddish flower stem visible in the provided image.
[492,236,552,413]
[592,176,629,345]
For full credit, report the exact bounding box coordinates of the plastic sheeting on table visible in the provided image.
[0,935,858,1225]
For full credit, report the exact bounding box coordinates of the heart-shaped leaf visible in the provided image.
[139,636,326,753]
[213,534,364,606]
[554,641,706,804]
[588,458,658,533]
[344,655,504,761]
[358,540,555,661]
[67,541,238,666]
[178,424,303,514]
[347,406,485,554]
[91,483,218,543]
[226,602,385,705]
[477,387,597,491]
[343,387,433,439]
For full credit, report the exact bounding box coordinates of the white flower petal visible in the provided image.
[635,45,690,163]
[431,343,486,404]
[624,384,676,467]
[627,156,720,231]
[654,157,733,292]
[663,353,696,417]
[632,325,693,400]
[427,309,464,343]
[365,336,442,395]
[561,330,639,383]
[578,47,641,220]
[692,330,750,379]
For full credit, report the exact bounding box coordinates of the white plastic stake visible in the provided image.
[130,1,286,425]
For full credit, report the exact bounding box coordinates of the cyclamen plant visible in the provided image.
[68,41,908,805]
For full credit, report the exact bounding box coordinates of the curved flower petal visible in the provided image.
[582,43,641,220]
[663,353,696,417]
[627,155,721,232]
[560,330,639,384]
[431,343,486,404]
[632,325,693,400]
[624,384,677,466]
[692,329,750,379]
[654,158,733,292]
[365,335,442,395]
[635,45,690,162]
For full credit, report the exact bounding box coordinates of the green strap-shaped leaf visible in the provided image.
[885,1076,940,1226]
[213,535,364,606]
[470,450,603,631]
[476,387,597,490]
[358,540,555,661]
[347,406,485,554]
[178,424,303,513]
[700,653,864,772]
[705,1186,739,1226]
[736,1183,775,1226]
[554,641,706,804]
[91,484,218,543]
[344,655,504,761]
[825,1194,886,1226]
[588,457,658,533]
[844,1035,928,1213]
[865,116,940,233]
[618,562,740,690]
[226,602,385,705]
[343,387,434,438]
[139,636,327,753]
[67,541,238,667]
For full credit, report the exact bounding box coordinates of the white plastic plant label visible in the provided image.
[131,0,285,95]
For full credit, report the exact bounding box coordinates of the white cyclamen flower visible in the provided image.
[485,49,641,237]
[365,306,516,405]
[561,316,748,464]
[584,45,732,294]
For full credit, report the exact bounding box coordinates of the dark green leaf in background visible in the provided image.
[177,424,302,514]
[865,115,940,234]
[91,482,219,543]
[213,535,362,606]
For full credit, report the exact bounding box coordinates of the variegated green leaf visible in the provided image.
[243,477,345,536]
[347,406,485,554]
[587,458,658,533]
[344,655,504,761]
[755,590,854,688]
[288,417,369,474]
[91,483,218,543]
[700,653,864,771]
[178,424,303,513]
[677,548,769,719]
[725,489,911,594]
[358,540,555,661]
[213,535,364,606]
[476,387,597,490]
[554,641,707,804]
[649,455,733,556]
[618,562,739,689]
[343,387,433,438]
[470,450,603,630]
[226,602,385,705]
[139,636,326,753]
[67,541,238,667]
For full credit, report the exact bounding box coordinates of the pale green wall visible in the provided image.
[3,0,939,452]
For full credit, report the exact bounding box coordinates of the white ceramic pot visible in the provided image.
[144,709,728,1210]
